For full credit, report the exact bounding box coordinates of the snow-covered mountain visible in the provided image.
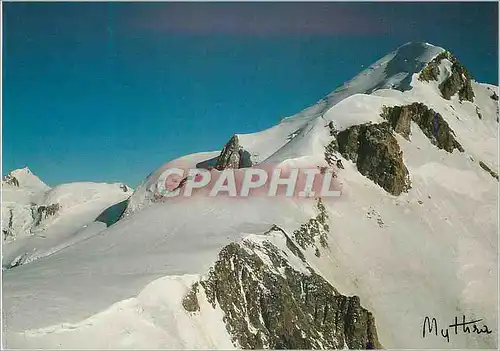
[1,169,133,268]
[2,42,498,349]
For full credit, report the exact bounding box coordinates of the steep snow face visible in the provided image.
[2,42,498,349]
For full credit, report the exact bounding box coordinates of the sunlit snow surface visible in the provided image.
[2,42,498,349]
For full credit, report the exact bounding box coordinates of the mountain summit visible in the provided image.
[2,43,498,350]
[2,166,50,191]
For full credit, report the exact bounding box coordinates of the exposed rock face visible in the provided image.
[34,203,60,226]
[214,135,253,171]
[479,161,499,181]
[476,106,483,120]
[491,92,499,101]
[418,52,445,82]
[325,138,340,167]
[418,51,474,102]
[182,282,200,312]
[3,209,15,241]
[381,103,464,153]
[2,173,20,187]
[182,229,382,350]
[381,106,412,140]
[336,122,411,196]
[293,199,330,251]
[440,65,474,102]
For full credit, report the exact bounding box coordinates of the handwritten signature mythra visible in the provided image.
[422,316,493,343]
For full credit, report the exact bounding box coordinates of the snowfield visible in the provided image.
[2,179,133,268]
[2,42,498,349]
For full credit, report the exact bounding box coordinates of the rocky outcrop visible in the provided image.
[2,173,20,187]
[381,103,464,153]
[336,122,411,196]
[440,65,474,102]
[380,106,412,140]
[3,209,14,241]
[479,161,499,181]
[215,135,253,171]
[34,203,60,226]
[476,106,483,120]
[182,282,200,312]
[292,199,330,252]
[324,138,340,167]
[264,224,306,262]
[491,92,499,101]
[183,234,382,349]
[418,52,446,82]
[418,51,474,102]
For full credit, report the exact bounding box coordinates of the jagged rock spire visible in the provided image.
[214,135,253,170]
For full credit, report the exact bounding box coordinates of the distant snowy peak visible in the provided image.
[3,167,50,192]
[2,165,134,244]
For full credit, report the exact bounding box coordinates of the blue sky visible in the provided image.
[3,2,498,187]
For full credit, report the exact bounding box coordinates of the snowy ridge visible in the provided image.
[2,42,498,349]
[232,43,445,167]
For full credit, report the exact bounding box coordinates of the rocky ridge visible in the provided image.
[418,51,475,102]
[381,103,464,153]
[215,135,253,171]
[182,201,382,350]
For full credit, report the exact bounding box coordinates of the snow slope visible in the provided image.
[2,42,498,349]
[2,174,134,268]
